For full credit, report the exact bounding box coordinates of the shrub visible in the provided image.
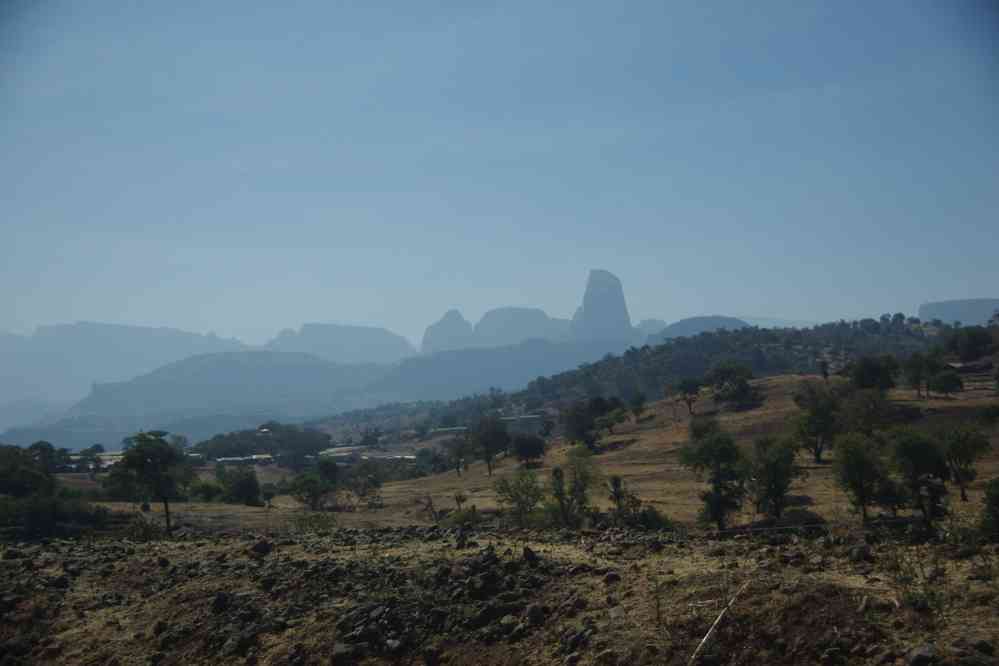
[0,496,110,537]
[189,480,224,502]
[494,469,544,526]
[290,511,337,535]
[548,446,598,528]
[890,428,950,526]
[982,478,999,543]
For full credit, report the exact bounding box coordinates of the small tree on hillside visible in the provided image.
[563,401,597,450]
[833,433,889,523]
[629,393,647,421]
[793,381,841,464]
[903,352,927,398]
[939,425,992,501]
[473,416,510,476]
[928,370,963,397]
[223,467,262,506]
[494,469,544,526]
[689,414,722,442]
[119,431,192,536]
[981,478,999,542]
[290,473,334,511]
[890,428,950,526]
[850,355,898,393]
[676,378,702,415]
[679,429,746,531]
[549,446,598,528]
[744,437,805,520]
[512,434,546,467]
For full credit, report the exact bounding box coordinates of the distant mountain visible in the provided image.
[635,319,668,338]
[421,310,474,354]
[369,338,623,402]
[1,351,385,448]
[739,317,820,329]
[918,299,999,326]
[0,322,246,407]
[648,316,750,343]
[572,269,634,342]
[422,269,636,354]
[472,307,571,348]
[0,397,72,433]
[266,323,415,364]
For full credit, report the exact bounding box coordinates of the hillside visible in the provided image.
[1,352,385,447]
[649,315,750,342]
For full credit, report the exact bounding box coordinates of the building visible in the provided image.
[500,414,545,437]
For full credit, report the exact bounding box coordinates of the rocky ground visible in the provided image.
[1,525,998,665]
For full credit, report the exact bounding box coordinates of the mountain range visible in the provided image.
[8,270,973,449]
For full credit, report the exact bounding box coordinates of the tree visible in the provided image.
[890,428,950,525]
[119,431,192,536]
[946,326,994,362]
[744,437,804,520]
[940,425,991,501]
[223,467,262,505]
[818,359,830,382]
[442,436,474,476]
[688,415,721,442]
[563,401,597,449]
[494,469,544,526]
[792,382,841,463]
[261,483,277,508]
[839,388,892,438]
[629,393,647,421]
[317,458,339,485]
[676,378,702,415]
[0,445,53,498]
[679,429,746,531]
[928,370,963,397]
[850,355,898,392]
[512,434,545,466]
[903,352,927,398]
[473,417,510,476]
[548,446,598,528]
[833,433,889,523]
[27,441,69,474]
[290,473,334,511]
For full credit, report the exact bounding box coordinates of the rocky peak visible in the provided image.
[571,269,633,341]
[421,309,474,354]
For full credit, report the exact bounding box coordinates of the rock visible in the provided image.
[2,549,24,560]
[564,653,582,666]
[608,606,625,622]
[603,571,621,585]
[473,307,571,348]
[594,648,619,665]
[212,592,231,614]
[157,557,170,568]
[331,641,366,663]
[971,640,994,656]
[522,546,539,565]
[526,603,545,627]
[906,644,937,666]
[849,545,873,563]
[250,540,273,557]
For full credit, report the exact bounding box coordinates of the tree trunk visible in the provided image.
[860,503,868,524]
[486,459,493,476]
[162,497,172,536]
[960,485,968,502]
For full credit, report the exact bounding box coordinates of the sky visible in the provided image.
[2,1,997,346]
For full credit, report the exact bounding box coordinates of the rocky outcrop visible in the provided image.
[571,270,633,342]
[421,310,474,354]
[918,299,999,326]
[266,323,415,364]
[473,308,571,348]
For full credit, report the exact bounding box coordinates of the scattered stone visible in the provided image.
[849,545,873,563]
[603,571,621,585]
[906,644,937,666]
[522,546,539,565]
[972,640,994,656]
[250,540,273,557]
[594,648,618,665]
[526,603,545,627]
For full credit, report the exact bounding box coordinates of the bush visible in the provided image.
[189,480,224,502]
[441,506,485,528]
[745,437,804,520]
[928,370,963,396]
[679,429,746,530]
[982,478,999,543]
[833,433,888,523]
[0,495,110,537]
[494,469,544,526]
[290,511,338,535]
[512,435,546,466]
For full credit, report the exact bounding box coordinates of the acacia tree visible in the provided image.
[119,431,192,536]
[940,425,992,501]
[793,382,841,463]
[833,433,888,523]
[744,437,805,520]
[513,435,546,467]
[890,428,950,526]
[676,378,702,415]
[494,469,544,526]
[679,429,746,531]
[903,352,927,398]
[473,417,510,476]
[549,446,598,528]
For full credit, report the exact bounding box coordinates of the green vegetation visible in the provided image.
[117,431,193,536]
[744,437,804,520]
[679,419,746,530]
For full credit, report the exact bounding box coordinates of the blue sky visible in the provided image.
[2,1,997,345]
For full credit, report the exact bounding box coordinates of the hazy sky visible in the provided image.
[3,1,997,345]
